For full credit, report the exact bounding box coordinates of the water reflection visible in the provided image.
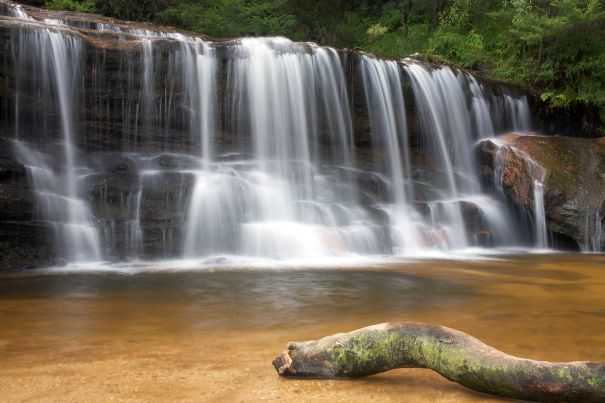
[0,270,467,330]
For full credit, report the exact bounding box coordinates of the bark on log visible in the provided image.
[272,322,605,402]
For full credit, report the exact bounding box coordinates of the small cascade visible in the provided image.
[184,169,252,256]
[10,27,101,262]
[183,37,382,259]
[5,2,33,19]
[491,94,532,133]
[196,42,216,167]
[137,34,213,149]
[532,180,548,249]
[507,95,532,131]
[359,55,423,253]
[403,62,530,250]
[125,189,144,258]
[491,140,549,249]
[138,40,154,142]
[405,63,474,195]
[468,76,496,138]
[525,156,549,249]
[404,63,476,249]
[584,208,604,252]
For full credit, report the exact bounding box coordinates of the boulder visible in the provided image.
[478,133,605,250]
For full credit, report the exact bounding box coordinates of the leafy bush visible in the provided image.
[428,29,485,69]
[367,23,388,42]
[45,0,96,13]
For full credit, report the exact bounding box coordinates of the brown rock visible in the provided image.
[478,133,605,250]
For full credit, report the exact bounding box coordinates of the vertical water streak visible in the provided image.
[405,63,466,196]
[510,95,532,131]
[469,76,495,138]
[138,40,154,145]
[45,30,102,261]
[12,28,101,262]
[532,179,548,249]
[583,208,603,252]
[232,38,317,256]
[360,56,422,253]
[405,63,469,248]
[196,40,216,169]
[125,188,144,258]
[6,3,34,20]
[313,47,354,166]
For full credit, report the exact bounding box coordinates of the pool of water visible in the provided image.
[0,253,604,401]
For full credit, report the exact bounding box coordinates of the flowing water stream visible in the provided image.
[0,3,556,267]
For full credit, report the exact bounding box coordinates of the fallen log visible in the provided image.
[272,322,605,402]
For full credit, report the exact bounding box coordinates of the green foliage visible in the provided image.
[45,0,96,13]
[367,23,388,43]
[95,0,158,21]
[366,24,432,58]
[490,0,605,132]
[428,28,485,69]
[154,0,296,38]
[440,0,472,29]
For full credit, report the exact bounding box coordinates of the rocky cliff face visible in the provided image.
[478,133,605,251]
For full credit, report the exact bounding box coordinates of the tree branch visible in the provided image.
[273,322,605,402]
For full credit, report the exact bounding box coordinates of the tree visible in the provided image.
[403,0,412,37]
[431,0,449,31]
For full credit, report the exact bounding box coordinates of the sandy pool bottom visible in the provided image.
[1,254,604,401]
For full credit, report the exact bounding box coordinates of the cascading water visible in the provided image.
[2,2,565,268]
[359,55,422,253]
[521,155,549,249]
[469,76,496,137]
[490,139,549,249]
[584,208,603,252]
[184,37,382,259]
[403,62,527,249]
[532,179,548,249]
[9,26,101,262]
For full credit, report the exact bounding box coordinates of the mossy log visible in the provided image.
[272,322,605,402]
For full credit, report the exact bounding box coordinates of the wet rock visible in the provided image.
[0,222,58,270]
[149,154,200,170]
[478,133,605,250]
[415,199,491,243]
[0,139,56,270]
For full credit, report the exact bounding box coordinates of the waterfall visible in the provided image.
[138,40,154,143]
[491,140,549,249]
[10,28,101,262]
[183,37,382,259]
[508,95,532,131]
[583,208,603,252]
[532,179,548,249]
[1,3,545,265]
[524,156,549,249]
[359,55,423,253]
[6,3,32,19]
[469,76,496,138]
[196,42,216,167]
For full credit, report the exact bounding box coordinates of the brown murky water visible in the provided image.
[1,254,604,401]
